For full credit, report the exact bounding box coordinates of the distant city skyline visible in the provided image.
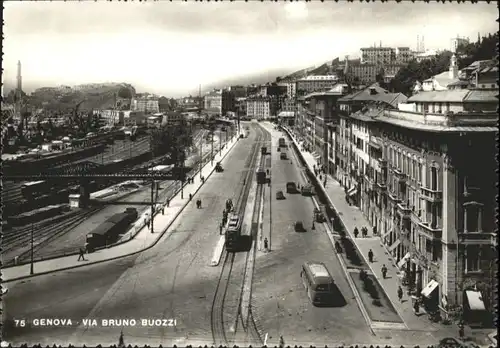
[3,2,497,97]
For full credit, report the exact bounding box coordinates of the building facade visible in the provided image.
[131,98,159,113]
[204,89,235,116]
[335,84,497,322]
[295,75,339,97]
[246,96,270,120]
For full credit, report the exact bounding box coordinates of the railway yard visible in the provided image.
[2,127,218,266]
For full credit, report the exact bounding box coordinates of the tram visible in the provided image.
[225,213,242,252]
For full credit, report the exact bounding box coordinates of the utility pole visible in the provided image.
[199,136,203,179]
[211,125,214,165]
[219,129,222,155]
[150,179,154,233]
[30,223,34,275]
[180,149,185,199]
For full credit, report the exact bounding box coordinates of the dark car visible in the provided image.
[301,184,314,196]
[280,152,287,160]
[276,190,285,200]
[294,221,305,232]
[286,182,298,193]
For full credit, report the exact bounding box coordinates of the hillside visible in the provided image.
[27,83,136,112]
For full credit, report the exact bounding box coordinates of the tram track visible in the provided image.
[210,124,268,347]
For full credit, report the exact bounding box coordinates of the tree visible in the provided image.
[457,32,498,69]
[117,87,133,99]
[150,119,193,164]
[375,67,386,89]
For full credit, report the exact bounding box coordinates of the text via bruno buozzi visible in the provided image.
[14,318,178,328]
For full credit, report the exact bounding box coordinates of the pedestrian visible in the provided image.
[458,321,465,339]
[263,237,269,251]
[199,199,202,208]
[162,206,165,215]
[362,227,367,238]
[373,225,377,236]
[78,247,86,261]
[189,193,192,201]
[368,249,374,263]
[279,335,285,348]
[166,199,170,208]
[381,264,388,279]
[147,219,150,228]
[397,285,403,302]
[354,227,359,238]
[319,174,323,181]
[219,222,223,235]
[413,299,420,314]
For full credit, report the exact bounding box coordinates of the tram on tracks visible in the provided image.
[225,213,243,252]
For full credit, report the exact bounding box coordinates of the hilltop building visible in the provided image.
[360,46,415,65]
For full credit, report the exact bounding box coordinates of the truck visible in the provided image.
[85,208,138,251]
[261,146,267,155]
[278,137,286,148]
[286,182,298,193]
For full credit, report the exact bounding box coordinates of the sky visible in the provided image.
[3,1,498,97]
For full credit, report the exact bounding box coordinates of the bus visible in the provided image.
[300,262,335,305]
[225,213,242,252]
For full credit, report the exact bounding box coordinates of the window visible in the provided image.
[430,166,438,191]
[465,245,481,272]
[419,163,423,183]
[432,242,442,262]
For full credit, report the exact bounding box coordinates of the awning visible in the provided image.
[348,188,358,197]
[388,239,401,252]
[380,228,392,239]
[421,279,439,298]
[369,142,381,150]
[397,252,410,269]
[465,290,486,311]
[347,186,356,195]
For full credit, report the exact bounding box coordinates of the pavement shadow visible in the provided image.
[313,284,347,308]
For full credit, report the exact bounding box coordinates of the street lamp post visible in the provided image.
[150,179,154,233]
[199,137,203,179]
[211,127,214,165]
[30,223,34,275]
[180,150,185,199]
[219,129,222,155]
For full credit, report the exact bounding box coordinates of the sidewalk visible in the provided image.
[273,123,457,334]
[2,132,242,283]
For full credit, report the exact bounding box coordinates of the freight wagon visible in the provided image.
[86,208,138,251]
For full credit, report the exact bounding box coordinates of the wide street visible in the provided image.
[250,127,373,346]
[2,122,261,347]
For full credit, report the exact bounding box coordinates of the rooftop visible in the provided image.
[408,89,498,103]
[339,84,408,108]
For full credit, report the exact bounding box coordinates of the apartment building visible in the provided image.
[204,89,235,117]
[298,84,350,168]
[296,75,339,96]
[246,96,270,120]
[361,46,414,65]
[335,83,498,321]
[131,97,160,113]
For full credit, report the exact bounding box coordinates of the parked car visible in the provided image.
[276,190,285,200]
[301,184,314,196]
[286,182,298,193]
[280,152,287,160]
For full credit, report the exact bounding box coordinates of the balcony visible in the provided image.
[421,187,443,203]
[363,174,374,191]
[387,190,402,202]
[418,220,443,239]
[392,167,407,182]
[458,231,497,246]
[397,202,411,218]
[377,158,387,168]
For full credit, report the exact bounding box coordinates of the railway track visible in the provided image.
[2,208,100,265]
[2,134,216,265]
[210,125,267,347]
